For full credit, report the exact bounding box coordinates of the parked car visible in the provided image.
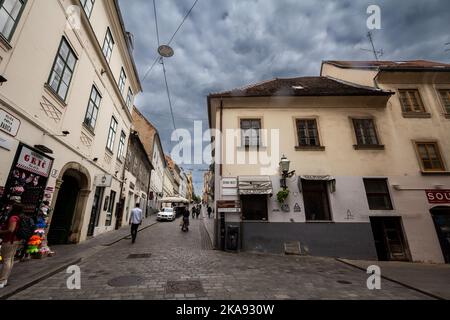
[157,207,176,222]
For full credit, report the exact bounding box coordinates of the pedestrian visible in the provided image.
[0,204,24,288]
[196,206,201,219]
[191,206,196,219]
[207,206,212,219]
[129,203,143,244]
[181,207,190,232]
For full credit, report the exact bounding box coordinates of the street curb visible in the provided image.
[0,221,158,300]
[102,222,158,246]
[0,257,82,300]
[201,218,216,250]
[335,258,446,300]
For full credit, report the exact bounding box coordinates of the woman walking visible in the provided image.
[0,204,24,288]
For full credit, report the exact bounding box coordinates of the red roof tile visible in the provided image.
[324,60,450,70]
[209,76,392,98]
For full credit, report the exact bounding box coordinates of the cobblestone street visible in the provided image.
[8,216,431,300]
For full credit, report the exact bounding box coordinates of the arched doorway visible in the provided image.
[48,163,91,245]
[430,206,450,264]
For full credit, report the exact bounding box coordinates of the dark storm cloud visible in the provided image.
[118,0,450,194]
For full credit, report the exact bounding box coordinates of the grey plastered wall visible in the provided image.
[228,222,378,260]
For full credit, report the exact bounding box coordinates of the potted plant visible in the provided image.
[277,188,290,205]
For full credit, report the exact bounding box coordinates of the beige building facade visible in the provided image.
[321,60,450,264]
[0,0,141,244]
[208,62,450,263]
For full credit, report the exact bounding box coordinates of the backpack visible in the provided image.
[16,215,36,241]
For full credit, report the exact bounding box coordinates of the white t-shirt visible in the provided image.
[130,207,143,225]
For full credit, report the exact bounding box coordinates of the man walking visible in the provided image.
[129,203,143,244]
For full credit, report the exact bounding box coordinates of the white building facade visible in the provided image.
[209,65,450,264]
[0,0,141,244]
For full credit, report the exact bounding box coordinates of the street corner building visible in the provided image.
[0,0,142,244]
[208,60,450,264]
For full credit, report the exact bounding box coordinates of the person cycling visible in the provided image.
[182,207,190,232]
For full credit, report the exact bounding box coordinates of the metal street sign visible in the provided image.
[0,108,21,137]
[426,190,450,204]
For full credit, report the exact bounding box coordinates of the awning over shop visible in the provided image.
[238,176,273,195]
[160,197,190,204]
[298,175,336,193]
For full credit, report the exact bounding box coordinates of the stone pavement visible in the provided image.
[6,216,432,300]
[0,215,158,299]
[201,207,215,248]
[338,259,450,300]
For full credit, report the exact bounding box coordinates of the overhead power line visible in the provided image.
[167,0,200,46]
[142,0,200,82]
[161,58,177,132]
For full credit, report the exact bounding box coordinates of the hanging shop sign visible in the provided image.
[94,174,113,187]
[17,145,52,177]
[426,190,450,204]
[222,177,238,196]
[217,200,241,213]
[0,108,21,137]
[222,177,238,189]
[0,143,54,216]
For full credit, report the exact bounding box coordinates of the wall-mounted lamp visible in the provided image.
[279,155,296,190]
[101,69,106,76]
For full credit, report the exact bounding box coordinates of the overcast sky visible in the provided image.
[118,0,450,195]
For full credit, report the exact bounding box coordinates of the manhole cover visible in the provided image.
[127,253,152,259]
[108,276,144,287]
[337,280,352,285]
[165,280,205,295]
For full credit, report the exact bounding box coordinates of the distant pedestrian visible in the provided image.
[207,206,212,219]
[196,206,201,219]
[0,204,25,288]
[191,206,196,219]
[129,203,143,244]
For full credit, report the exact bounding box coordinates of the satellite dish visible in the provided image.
[158,45,174,58]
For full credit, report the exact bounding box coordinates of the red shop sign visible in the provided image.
[426,190,450,204]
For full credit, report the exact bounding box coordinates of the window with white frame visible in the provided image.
[106,117,118,152]
[117,131,126,161]
[102,27,114,62]
[83,85,101,131]
[80,0,95,18]
[0,0,27,40]
[48,37,77,101]
[438,89,450,115]
[126,88,133,109]
[352,119,380,146]
[118,67,126,94]
[240,119,261,147]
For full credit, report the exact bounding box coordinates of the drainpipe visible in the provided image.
[214,99,224,250]
[146,164,153,217]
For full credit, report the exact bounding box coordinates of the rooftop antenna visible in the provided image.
[360,31,384,61]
